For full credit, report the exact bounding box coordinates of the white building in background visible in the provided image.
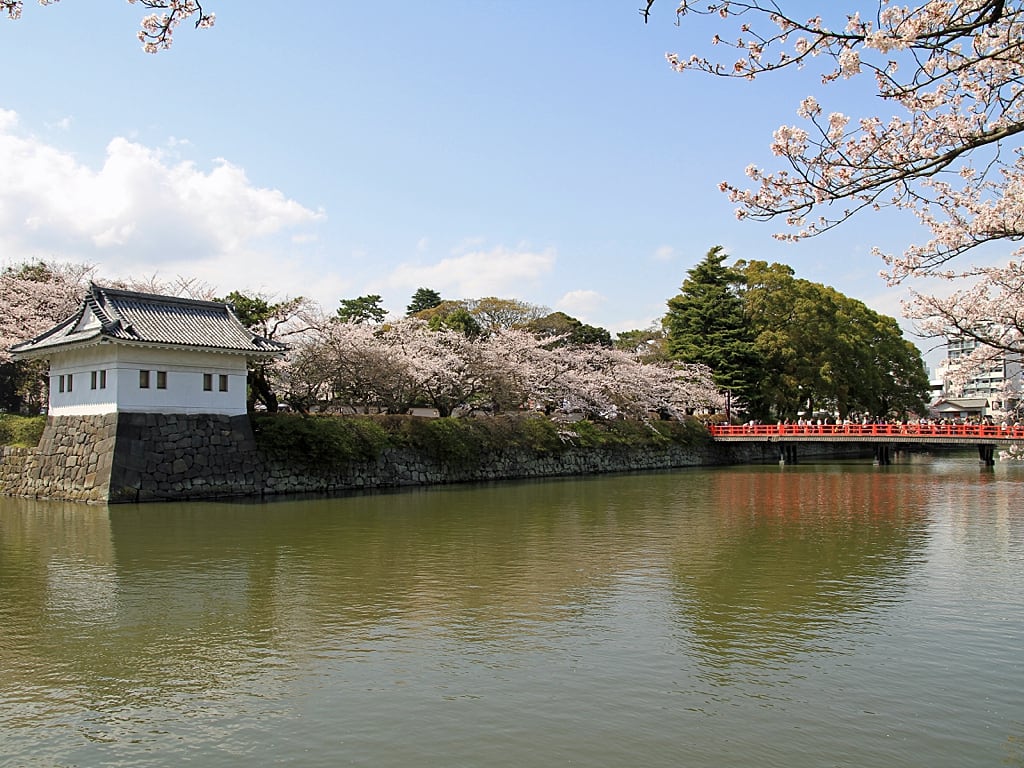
[10,284,287,417]
[932,334,1023,418]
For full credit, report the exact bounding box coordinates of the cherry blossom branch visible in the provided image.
[127,0,214,53]
[662,1,1024,282]
[2,0,214,52]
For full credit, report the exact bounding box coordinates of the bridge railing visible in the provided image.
[708,423,1024,439]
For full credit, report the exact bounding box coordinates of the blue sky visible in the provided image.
[0,2,944,361]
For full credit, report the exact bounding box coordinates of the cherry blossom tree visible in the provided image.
[659,1,1022,271]
[546,344,722,420]
[282,316,723,421]
[3,0,214,52]
[376,320,490,417]
[0,260,94,361]
[656,1,1024,373]
[283,320,418,414]
[0,260,95,412]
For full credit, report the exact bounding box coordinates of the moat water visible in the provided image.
[1,454,1022,767]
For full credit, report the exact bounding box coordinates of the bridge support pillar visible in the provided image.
[978,444,995,466]
[874,445,891,465]
[779,445,797,465]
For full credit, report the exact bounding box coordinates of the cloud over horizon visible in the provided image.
[0,108,325,299]
[382,243,557,303]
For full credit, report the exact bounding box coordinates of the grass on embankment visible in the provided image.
[252,412,710,469]
[0,414,46,448]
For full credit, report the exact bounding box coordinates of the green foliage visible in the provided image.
[560,417,708,449]
[394,417,489,463]
[738,259,930,419]
[527,311,612,347]
[614,327,666,358]
[664,245,760,409]
[378,414,565,462]
[502,415,566,453]
[427,306,482,338]
[663,248,930,421]
[221,291,275,330]
[251,412,706,470]
[336,294,387,324]
[253,413,389,466]
[0,414,45,447]
[406,287,443,315]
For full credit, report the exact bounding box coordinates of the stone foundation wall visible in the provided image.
[107,413,263,503]
[259,442,714,496]
[0,414,117,503]
[0,414,869,504]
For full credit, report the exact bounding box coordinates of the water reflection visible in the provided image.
[2,458,1023,768]
[670,466,931,670]
[2,470,935,692]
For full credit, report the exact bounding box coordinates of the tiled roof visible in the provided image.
[10,284,289,358]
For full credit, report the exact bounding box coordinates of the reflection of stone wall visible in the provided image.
[0,414,866,504]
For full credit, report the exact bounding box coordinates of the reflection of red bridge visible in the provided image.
[708,422,1021,465]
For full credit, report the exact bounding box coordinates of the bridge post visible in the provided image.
[779,445,797,465]
[874,445,891,465]
[978,444,995,466]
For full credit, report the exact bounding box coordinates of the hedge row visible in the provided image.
[252,412,709,469]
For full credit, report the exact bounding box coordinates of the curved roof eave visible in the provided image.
[11,334,286,361]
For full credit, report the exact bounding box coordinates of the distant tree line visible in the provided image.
[0,253,929,423]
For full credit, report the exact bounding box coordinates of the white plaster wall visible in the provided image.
[46,344,251,416]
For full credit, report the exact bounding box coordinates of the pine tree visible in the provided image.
[406,287,443,316]
[664,246,760,417]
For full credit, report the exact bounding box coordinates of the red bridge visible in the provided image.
[708,422,1022,465]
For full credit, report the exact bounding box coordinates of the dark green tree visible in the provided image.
[664,246,760,417]
[406,287,443,316]
[220,290,305,413]
[427,306,483,338]
[738,260,929,420]
[614,327,667,359]
[527,312,612,347]
[336,294,387,324]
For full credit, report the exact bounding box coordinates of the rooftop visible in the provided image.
[10,284,288,358]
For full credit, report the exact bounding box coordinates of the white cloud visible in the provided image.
[555,289,605,321]
[383,243,556,300]
[0,110,324,300]
[45,116,72,131]
[653,245,675,262]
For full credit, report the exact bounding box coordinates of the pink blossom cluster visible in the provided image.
[0,260,94,365]
[282,317,723,419]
